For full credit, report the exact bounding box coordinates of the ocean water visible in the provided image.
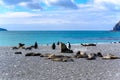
[0,31,120,46]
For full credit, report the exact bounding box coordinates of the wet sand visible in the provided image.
[0,43,120,80]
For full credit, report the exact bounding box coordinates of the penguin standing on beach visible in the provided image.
[66,42,71,49]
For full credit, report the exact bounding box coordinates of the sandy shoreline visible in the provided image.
[0,43,120,80]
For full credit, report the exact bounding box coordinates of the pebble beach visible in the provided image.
[0,43,120,80]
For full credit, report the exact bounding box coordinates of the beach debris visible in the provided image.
[52,43,56,50]
[66,42,71,49]
[81,43,96,46]
[12,47,18,50]
[25,52,43,57]
[86,53,96,60]
[74,51,88,58]
[60,42,73,53]
[102,54,120,59]
[15,52,22,54]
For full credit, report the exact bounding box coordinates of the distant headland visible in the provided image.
[113,21,120,31]
[0,28,7,31]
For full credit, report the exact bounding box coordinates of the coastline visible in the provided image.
[0,43,120,80]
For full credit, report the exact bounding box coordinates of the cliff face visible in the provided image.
[0,28,7,31]
[113,21,120,31]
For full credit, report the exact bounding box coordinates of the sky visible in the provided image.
[0,0,120,30]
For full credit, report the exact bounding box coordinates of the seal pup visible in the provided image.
[15,52,22,54]
[25,47,32,50]
[74,51,88,58]
[25,52,34,56]
[12,47,18,50]
[25,52,43,56]
[97,52,103,57]
[86,53,96,60]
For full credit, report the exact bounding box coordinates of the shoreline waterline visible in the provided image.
[0,31,120,46]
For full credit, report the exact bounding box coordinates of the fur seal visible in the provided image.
[18,43,25,49]
[74,51,88,58]
[97,52,103,57]
[60,42,73,53]
[102,54,120,59]
[86,53,96,60]
[15,52,22,54]
[12,47,18,50]
[47,54,73,62]
[47,54,56,59]
[25,47,32,50]
[81,43,96,46]
[25,52,43,57]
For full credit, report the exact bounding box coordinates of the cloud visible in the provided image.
[1,0,120,11]
[18,2,42,10]
[93,0,120,10]
[1,0,42,10]
[45,0,78,9]
[1,0,78,10]
[0,12,41,18]
[2,0,31,5]
[1,0,120,30]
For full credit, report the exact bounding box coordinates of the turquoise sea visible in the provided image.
[0,31,120,46]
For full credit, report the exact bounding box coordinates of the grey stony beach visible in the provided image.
[1,43,120,80]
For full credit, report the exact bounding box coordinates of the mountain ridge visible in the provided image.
[113,21,120,31]
[0,28,7,31]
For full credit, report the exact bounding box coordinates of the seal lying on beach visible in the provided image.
[86,53,96,60]
[102,54,120,59]
[51,57,74,62]
[47,54,74,62]
[97,52,103,57]
[25,47,32,50]
[12,47,18,50]
[81,43,96,46]
[25,52,43,57]
[74,51,88,58]
[15,52,22,54]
